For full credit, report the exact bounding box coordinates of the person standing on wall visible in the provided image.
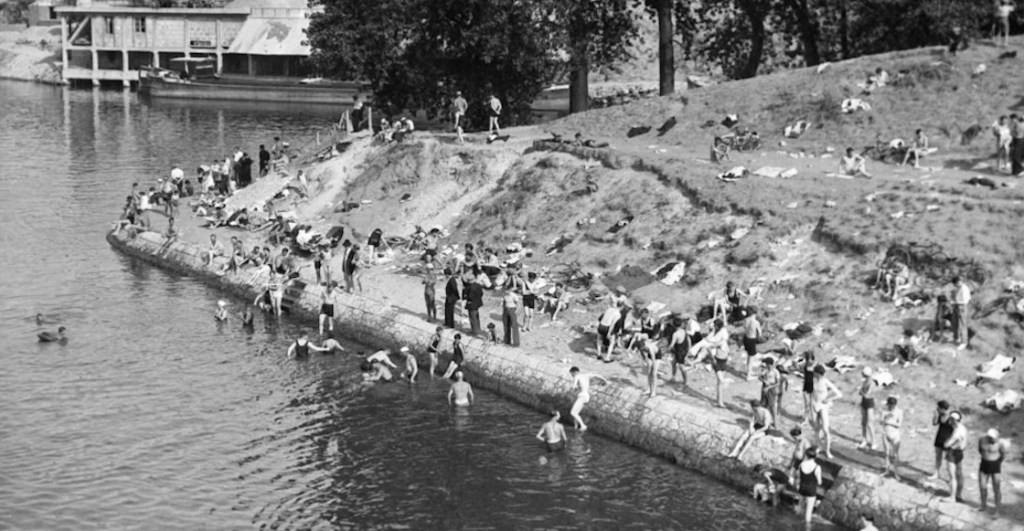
[443,268,460,329]
[502,287,521,347]
[464,277,484,337]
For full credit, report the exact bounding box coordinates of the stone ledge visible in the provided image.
[106,229,1021,531]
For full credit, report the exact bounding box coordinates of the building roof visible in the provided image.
[227,16,309,56]
[224,0,308,9]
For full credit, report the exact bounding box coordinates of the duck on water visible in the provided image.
[38,326,67,343]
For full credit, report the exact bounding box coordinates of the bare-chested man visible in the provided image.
[536,410,567,452]
[980,428,1007,512]
[448,371,474,406]
[569,367,608,432]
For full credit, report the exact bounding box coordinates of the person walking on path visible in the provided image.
[979,428,1007,512]
[857,367,878,450]
[501,288,521,347]
[443,268,460,329]
[951,276,971,350]
[810,364,842,458]
[943,411,968,502]
[452,91,468,131]
[880,396,903,478]
[464,278,484,337]
[929,400,955,481]
[536,411,567,452]
[487,94,502,135]
[569,367,607,432]
[797,447,822,525]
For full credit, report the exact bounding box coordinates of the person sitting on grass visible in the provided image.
[883,261,910,300]
[901,129,929,168]
[893,328,926,366]
[545,282,570,321]
[727,399,773,459]
[840,147,872,178]
[931,294,954,342]
[710,136,731,163]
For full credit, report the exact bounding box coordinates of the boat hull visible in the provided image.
[139,74,357,105]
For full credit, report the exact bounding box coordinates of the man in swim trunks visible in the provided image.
[363,360,394,382]
[596,303,623,362]
[810,364,842,458]
[943,411,968,502]
[536,410,567,452]
[569,367,608,432]
[448,371,474,406]
[692,319,730,408]
[319,282,339,335]
[979,428,1007,512]
[203,234,224,266]
[880,396,903,479]
[319,332,345,354]
[442,334,465,379]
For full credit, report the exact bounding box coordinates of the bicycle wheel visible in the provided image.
[886,245,912,268]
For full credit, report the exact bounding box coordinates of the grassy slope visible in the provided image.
[314,38,1024,523]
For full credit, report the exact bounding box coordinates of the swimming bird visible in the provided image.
[38,326,66,343]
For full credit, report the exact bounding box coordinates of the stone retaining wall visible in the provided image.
[107,229,1016,531]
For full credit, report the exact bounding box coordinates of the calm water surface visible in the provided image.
[0,81,837,530]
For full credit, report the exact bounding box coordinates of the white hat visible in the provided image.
[217,300,226,307]
[988,428,1000,439]
[399,346,410,353]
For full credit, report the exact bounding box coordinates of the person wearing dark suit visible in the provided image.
[444,268,461,328]
[464,279,484,336]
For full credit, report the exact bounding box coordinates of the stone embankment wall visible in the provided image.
[107,229,1015,531]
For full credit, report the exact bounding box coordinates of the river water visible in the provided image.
[0,80,836,530]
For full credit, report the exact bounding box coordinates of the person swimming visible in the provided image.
[536,410,567,452]
[215,300,229,321]
[362,359,394,382]
[448,371,474,406]
[38,326,67,343]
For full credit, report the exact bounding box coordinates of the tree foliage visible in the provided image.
[306,0,637,123]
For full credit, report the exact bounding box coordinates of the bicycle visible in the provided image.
[547,260,594,291]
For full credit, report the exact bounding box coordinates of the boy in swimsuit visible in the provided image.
[979,428,1007,512]
[448,371,474,406]
[811,364,842,458]
[214,300,229,321]
[880,396,903,478]
[642,338,663,397]
[319,333,345,354]
[569,367,608,432]
[400,346,418,382]
[727,399,773,459]
[319,282,339,335]
[536,410,567,452]
[442,334,465,379]
[858,367,877,450]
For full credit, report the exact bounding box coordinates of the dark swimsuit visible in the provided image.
[934,417,954,449]
[293,340,310,358]
[798,463,820,497]
[981,457,1003,475]
[523,293,537,309]
[320,303,334,317]
[803,365,815,394]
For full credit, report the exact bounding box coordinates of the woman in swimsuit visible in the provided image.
[798,447,822,524]
[265,267,283,317]
[643,339,663,397]
[928,400,954,481]
[880,396,903,478]
[801,350,817,424]
[858,367,877,450]
[427,326,442,377]
[727,399,772,459]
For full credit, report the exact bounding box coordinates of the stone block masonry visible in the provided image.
[106,229,1019,531]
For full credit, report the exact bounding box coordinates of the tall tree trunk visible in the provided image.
[657,0,674,95]
[737,0,767,79]
[782,0,822,66]
[839,0,850,59]
[569,55,589,113]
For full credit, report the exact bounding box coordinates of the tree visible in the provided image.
[676,0,781,79]
[641,0,675,95]
[556,0,639,113]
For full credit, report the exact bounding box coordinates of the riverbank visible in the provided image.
[0,25,63,84]
[106,122,1022,530]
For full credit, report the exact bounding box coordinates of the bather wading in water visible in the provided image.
[448,371,474,406]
